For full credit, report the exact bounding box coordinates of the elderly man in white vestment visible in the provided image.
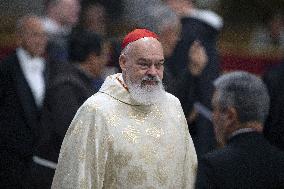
[52,29,197,189]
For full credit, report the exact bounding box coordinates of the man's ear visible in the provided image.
[226,107,238,126]
[119,54,127,72]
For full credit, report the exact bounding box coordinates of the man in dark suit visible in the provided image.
[262,61,284,151]
[195,71,284,189]
[31,29,108,189]
[0,15,48,188]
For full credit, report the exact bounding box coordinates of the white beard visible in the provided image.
[127,76,167,105]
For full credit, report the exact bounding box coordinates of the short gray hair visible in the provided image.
[124,1,179,35]
[141,5,179,34]
[213,71,270,124]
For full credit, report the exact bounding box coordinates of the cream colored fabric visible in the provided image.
[52,73,197,189]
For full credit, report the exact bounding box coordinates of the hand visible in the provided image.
[188,41,208,76]
[187,109,198,125]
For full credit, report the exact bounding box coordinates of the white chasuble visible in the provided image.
[52,73,197,189]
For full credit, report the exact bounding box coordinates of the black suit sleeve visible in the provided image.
[46,83,86,139]
[195,157,217,189]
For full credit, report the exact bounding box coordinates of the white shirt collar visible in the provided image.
[185,9,223,30]
[16,48,45,72]
[16,48,46,107]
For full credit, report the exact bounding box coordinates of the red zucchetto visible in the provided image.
[121,29,159,50]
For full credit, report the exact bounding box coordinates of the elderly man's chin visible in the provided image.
[128,80,167,105]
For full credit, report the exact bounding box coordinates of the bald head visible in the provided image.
[122,37,163,59]
[17,16,47,57]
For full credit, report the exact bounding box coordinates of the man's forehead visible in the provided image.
[132,38,163,53]
[137,57,164,63]
[132,37,160,47]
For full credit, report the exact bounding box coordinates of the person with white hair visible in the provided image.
[51,28,197,189]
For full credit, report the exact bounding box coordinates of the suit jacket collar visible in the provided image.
[11,53,41,131]
[227,131,264,146]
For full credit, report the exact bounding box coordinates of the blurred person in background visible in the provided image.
[80,2,107,37]
[0,15,48,189]
[41,0,81,62]
[32,29,108,189]
[69,29,109,90]
[164,0,223,156]
[79,1,120,78]
[195,71,284,189]
[173,40,208,133]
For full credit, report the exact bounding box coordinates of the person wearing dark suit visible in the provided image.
[262,61,284,151]
[195,71,284,189]
[0,16,48,188]
[31,30,108,189]
[164,0,223,157]
[171,41,208,137]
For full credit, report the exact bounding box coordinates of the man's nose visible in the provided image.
[146,64,158,76]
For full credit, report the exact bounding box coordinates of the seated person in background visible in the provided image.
[79,1,107,37]
[31,30,108,189]
[195,71,284,189]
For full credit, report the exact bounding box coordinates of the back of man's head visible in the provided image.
[213,71,270,124]
[69,29,104,63]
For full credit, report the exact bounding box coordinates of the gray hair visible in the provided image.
[213,71,270,124]
[124,0,179,34]
[121,4,178,55]
[140,5,179,34]
[120,40,132,57]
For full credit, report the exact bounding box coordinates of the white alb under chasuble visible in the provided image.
[52,73,197,189]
